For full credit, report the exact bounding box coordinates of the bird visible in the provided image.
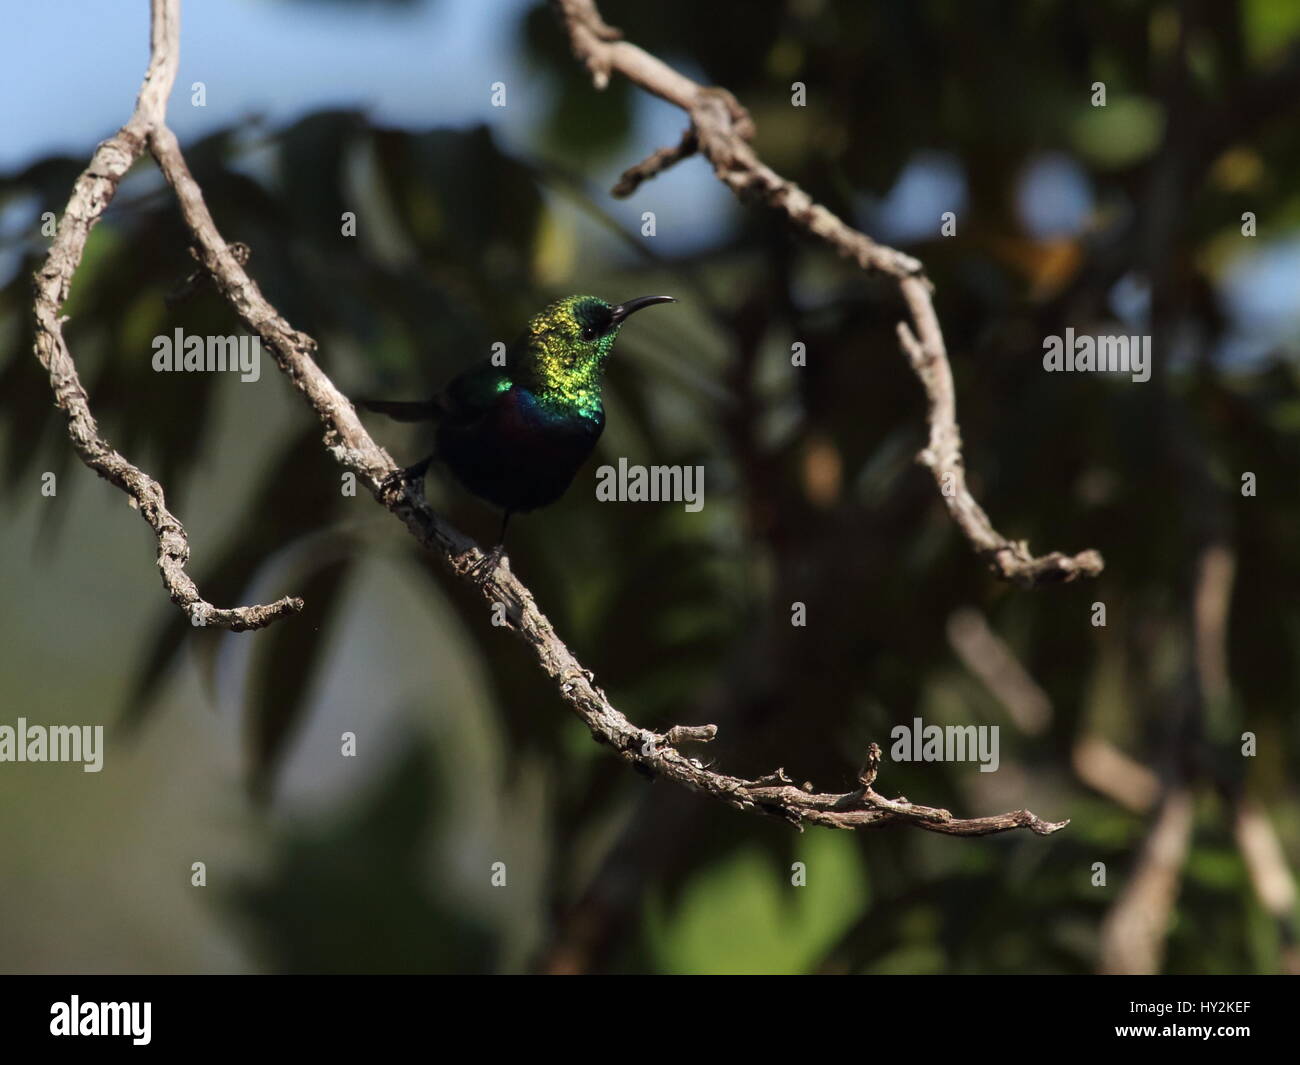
[356,293,676,579]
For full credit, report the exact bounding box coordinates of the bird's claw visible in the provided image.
[380,458,432,495]
[461,544,506,586]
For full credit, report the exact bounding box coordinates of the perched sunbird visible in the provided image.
[358,293,676,578]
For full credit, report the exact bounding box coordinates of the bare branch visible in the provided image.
[30,0,302,632]
[612,128,697,198]
[947,607,1052,734]
[1233,799,1300,973]
[1098,788,1195,974]
[1072,737,1160,814]
[1234,800,1298,917]
[554,0,1104,587]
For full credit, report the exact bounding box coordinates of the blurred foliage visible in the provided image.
[230,745,497,973]
[3,0,1300,974]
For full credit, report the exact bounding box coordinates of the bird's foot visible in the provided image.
[380,456,433,494]
[464,543,506,586]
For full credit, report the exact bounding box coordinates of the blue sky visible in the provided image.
[1,0,738,258]
[4,0,1295,362]
[3,0,538,168]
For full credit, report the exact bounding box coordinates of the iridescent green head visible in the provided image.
[516,294,675,409]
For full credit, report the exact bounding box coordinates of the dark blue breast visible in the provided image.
[437,387,604,513]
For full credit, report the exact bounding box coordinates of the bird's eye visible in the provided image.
[580,327,597,341]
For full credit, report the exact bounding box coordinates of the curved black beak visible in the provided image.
[610,295,676,325]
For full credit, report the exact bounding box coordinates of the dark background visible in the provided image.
[1,0,1298,974]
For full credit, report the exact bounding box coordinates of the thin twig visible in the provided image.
[612,128,697,197]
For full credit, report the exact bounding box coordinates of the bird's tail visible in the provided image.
[354,397,439,423]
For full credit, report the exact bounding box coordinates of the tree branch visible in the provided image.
[1098,788,1195,974]
[30,0,302,631]
[32,0,1072,838]
[612,128,698,198]
[553,0,1104,587]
